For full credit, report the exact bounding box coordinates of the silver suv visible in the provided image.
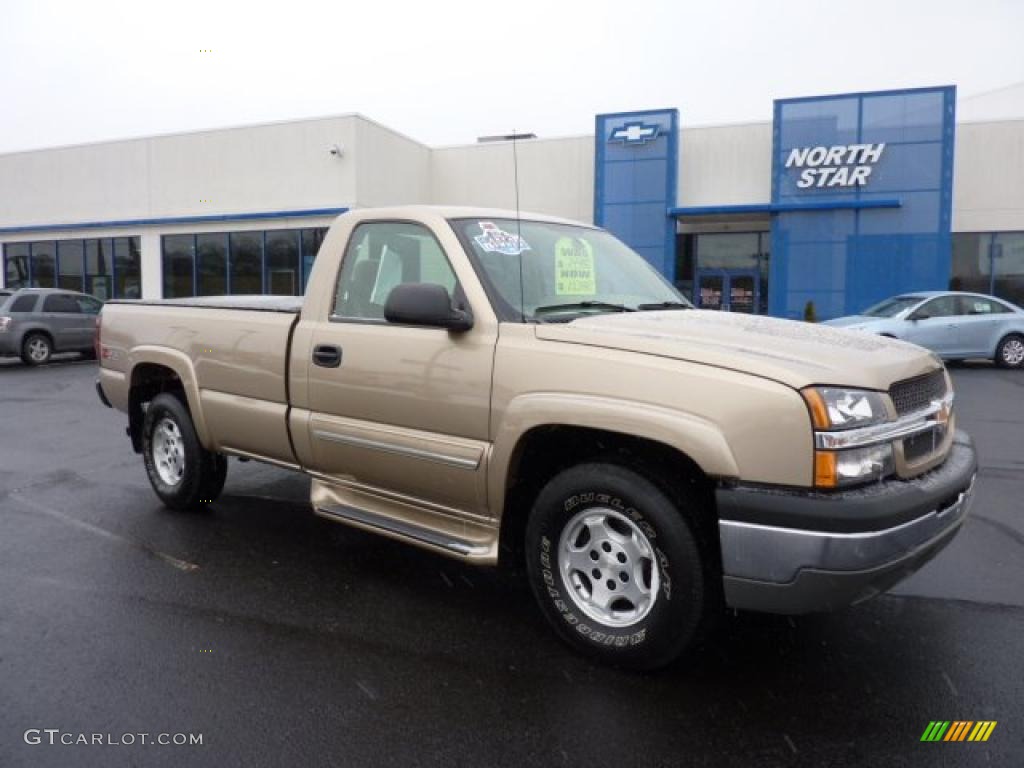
[0,288,103,365]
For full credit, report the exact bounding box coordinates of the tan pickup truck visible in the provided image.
[96,206,977,669]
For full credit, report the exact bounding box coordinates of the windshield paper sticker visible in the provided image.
[474,222,531,256]
[554,237,596,295]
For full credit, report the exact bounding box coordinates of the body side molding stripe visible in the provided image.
[312,429,481,470]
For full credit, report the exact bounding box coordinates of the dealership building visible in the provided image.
[2,84,1022,318]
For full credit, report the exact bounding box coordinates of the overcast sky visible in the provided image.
[1,0,1022,153]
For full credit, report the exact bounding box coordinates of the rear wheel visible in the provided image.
[996,334,1024,369]
[143,393,228,510]
[525,462,713,670]
[21,333,52,366]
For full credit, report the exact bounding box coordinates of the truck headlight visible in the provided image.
[803,387,894,488]
[814,444,895,488]
[802,387,888,430]
[0,317,10,332]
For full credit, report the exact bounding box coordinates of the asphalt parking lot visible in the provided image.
[1,357,1022,767]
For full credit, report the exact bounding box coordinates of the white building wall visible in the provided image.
[0,115,360,229]
[952,119,1024,232]
[354,119,431,207]
[677,122,772,208]
[430,135,594,223]
[146,116,357,218]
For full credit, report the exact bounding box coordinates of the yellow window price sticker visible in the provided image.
[554,237,597,295]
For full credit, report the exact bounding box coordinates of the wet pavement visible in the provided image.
[1,358,1022,767]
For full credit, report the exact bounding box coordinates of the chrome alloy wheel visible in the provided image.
[1002,338,1024,366]
[27,338,49,362]
[558,507,660,627]
[152,417,186,486]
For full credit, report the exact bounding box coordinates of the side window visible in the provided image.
[75,296,103,315]
[918,296,960,318]
[10,295,37,313]
[42,294,81,314]
[332,222,460,321]
[965,297,1008,315]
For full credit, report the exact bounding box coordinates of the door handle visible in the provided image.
[313,344,342,368]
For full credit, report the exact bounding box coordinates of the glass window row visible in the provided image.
[162,228,327,298]
[3,237,141,299]
[951,232,1024,308]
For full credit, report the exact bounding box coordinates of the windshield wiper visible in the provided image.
[533,301,636,317]
[635,301,692,311]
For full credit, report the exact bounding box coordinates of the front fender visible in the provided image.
[488,392,740,516]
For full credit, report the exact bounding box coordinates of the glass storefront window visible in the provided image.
[57,240,84,292]
[951,231,1024,308]
[163,235,195,298]
[196,234,227,296]
[300,228,326,292]
[229,232,262,295]
[114,237,142,298]
[4,243,30,289]
[30,241,57,288]
[993,233,1024,308]
[157,226,328,298]
[2,237,137,299]
[266,230,300,295]
[86,239,113,299]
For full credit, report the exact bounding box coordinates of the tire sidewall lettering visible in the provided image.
[540,496,665,648]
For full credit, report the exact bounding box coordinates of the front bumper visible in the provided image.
[716,431,977,614]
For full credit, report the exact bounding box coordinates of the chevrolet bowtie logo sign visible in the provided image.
[609,122,660,145]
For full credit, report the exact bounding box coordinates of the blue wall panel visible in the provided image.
[595,109,679,279]
[770,86,956,320]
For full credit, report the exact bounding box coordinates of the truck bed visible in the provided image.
[100,298,302,467]
[108,296,303,313]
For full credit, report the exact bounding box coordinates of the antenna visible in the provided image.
[512,130,526,322]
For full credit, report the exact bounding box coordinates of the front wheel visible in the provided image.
[143,393,228,510]
[525,463,713,670]
[996,334,1024,369]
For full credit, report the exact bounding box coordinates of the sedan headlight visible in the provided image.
[802,387,893,488]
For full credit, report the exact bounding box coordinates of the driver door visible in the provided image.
[303,220,496,517]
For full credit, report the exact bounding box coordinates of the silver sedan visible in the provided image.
[823,291,1024,369]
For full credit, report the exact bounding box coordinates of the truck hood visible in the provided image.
[534,310,940,390]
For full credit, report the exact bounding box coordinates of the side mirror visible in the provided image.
[384,283,473,332]
[909,311,930,322]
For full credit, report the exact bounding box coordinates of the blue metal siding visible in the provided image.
[770,86,956,320]
[595,109,679,279]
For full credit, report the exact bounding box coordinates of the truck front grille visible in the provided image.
[890,369,947,416]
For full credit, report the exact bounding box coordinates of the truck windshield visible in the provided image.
[451,218,690,322]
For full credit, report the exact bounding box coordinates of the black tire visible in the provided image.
[995,334,1024,369]
[21,333,52,366]
[525,462,712,670]
[142,393,228,511]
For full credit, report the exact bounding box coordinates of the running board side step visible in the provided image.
[315,503,485,557]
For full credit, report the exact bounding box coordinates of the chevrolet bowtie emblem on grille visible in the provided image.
[609,122,660,145]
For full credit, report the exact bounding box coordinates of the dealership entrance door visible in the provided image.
[678,231,769,313]
[695,269,760,312]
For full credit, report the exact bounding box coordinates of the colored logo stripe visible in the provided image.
[921,721,996,742]
[969,721,997,742]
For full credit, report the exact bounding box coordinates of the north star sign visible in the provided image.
[609,122,660,145]
[785,143,886,188]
